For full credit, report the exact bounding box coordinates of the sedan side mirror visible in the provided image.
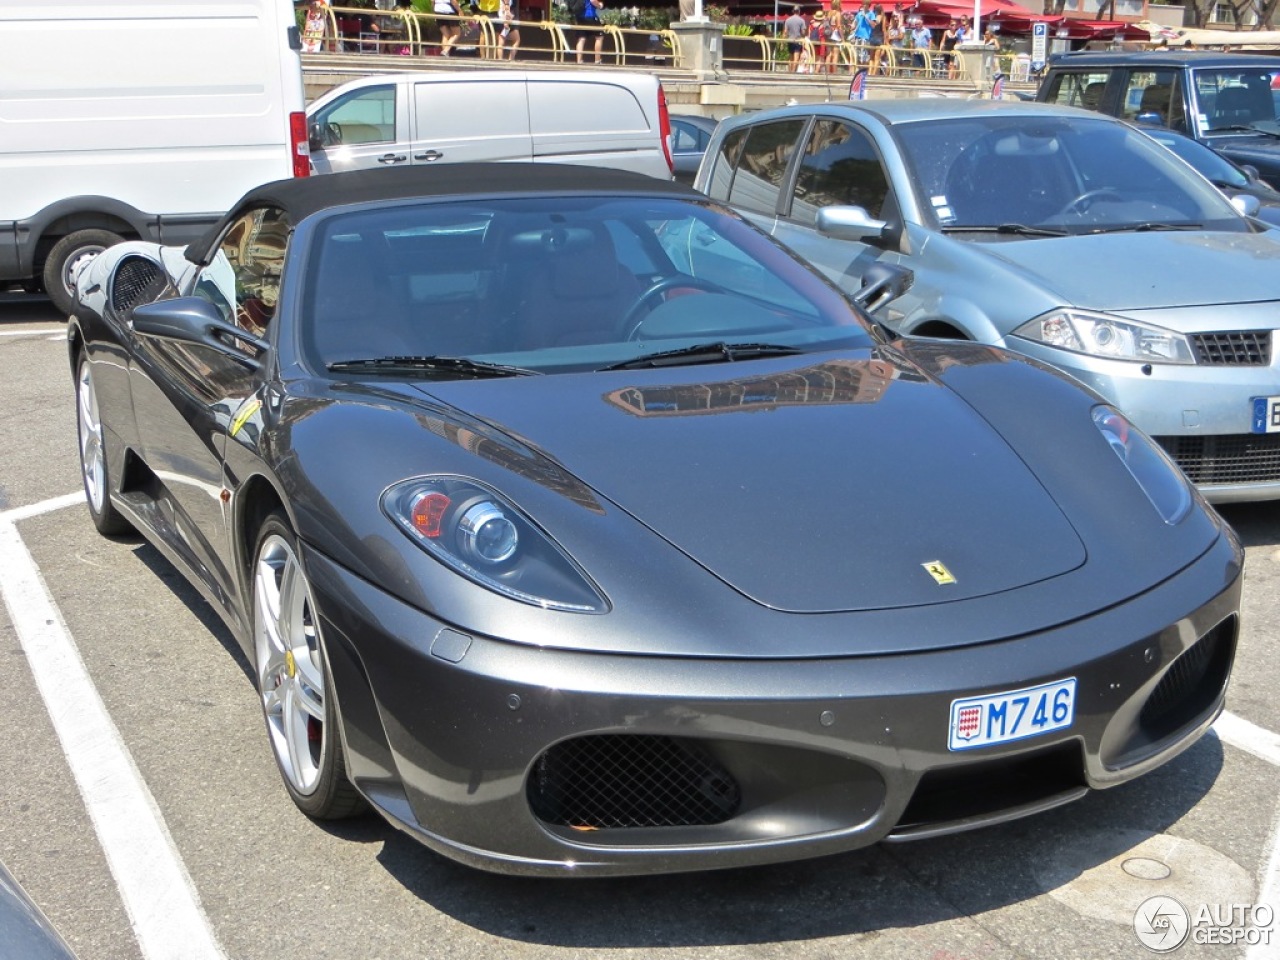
[1240,163,1261,181]
[1231,193,1261,218]
[132,297,266,367]
[817,205,890,242]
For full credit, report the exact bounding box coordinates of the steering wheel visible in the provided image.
[621,275,729,341]
[1057,187,1124,217]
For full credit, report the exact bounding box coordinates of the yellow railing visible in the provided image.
[312,5,678,66]
[309,7,963,79]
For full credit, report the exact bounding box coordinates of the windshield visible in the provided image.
[892,115,1244,235]
[1192,67,1280,135]
[1140,126,1249,188]
[302,196,871,375]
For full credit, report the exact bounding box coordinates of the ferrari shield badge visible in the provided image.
[922,561,956,585]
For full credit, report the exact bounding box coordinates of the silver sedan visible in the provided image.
[695,99,1280,503]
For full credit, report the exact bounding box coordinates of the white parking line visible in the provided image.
[0,327,65,337]
[0,503,227,960]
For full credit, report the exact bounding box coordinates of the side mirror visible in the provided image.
[132,297,266,367]
[1231,193,1261,218]
[817,205,890,242]
[853,262,914,313]
[1240,163,1261,181]
[309,121,338,150]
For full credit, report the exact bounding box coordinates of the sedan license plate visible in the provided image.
[948,678,1076,751]
[1252,396,1280,434]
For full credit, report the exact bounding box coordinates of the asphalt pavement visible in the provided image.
[1,289,1277,960]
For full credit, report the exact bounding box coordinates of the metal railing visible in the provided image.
[311,5,679,67]
[719,34,968,79]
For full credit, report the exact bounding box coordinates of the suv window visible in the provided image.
[706,119,807,216]
[1040,71,1112,111]
[1122,70,1185,129]
[789,120,890,224]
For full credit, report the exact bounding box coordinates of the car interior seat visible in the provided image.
[1212,82,1270,128]
[1138,84,1172,124]
[311,234,414,362]
[1080,81,1108,110]
[502,222,641,349]
[945,131,1068,225]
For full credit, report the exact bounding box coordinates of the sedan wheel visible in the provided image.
[75,357,132,535]
[252,513,364,819]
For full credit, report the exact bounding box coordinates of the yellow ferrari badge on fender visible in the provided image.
[923,561,956,585]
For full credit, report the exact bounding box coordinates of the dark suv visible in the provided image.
[1037,51,1280,183]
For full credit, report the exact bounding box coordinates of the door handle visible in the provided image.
[413,150,444,162]
[377,153,408,164]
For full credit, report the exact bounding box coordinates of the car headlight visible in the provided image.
[1093,406,1192,524]
[1012,309,1194,364]
[382,477,608,613]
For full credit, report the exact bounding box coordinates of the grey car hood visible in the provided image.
[422,352,1086,613]
[971,229,1280,312]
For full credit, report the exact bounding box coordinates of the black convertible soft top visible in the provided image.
[185,163,698,264]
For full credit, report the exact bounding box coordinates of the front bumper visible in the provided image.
[302,532,1242,877]
[1008,339,1280,502]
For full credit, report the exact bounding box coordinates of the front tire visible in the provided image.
[252,513,365,820]
[43,229,124,316]
[75,356,133,536]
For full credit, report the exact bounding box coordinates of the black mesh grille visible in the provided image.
[110,257,167,314]
[1155,434,1280,485]
[527,735,742,829]
[1191,331,1272,366]
[1140,618,1235,738]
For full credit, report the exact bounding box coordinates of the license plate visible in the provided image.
[948,678,1076,751]
[1252,396,1280,434]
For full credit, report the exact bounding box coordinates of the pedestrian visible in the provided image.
[783,5,807,72]
[435,0,460,55]
[910,17,932,75]
[825,0,844,74]
[496,0,520,58]
[940,19,958,78]
[851,0,875,64]
[809,10,827,73]
[573,0,604,63]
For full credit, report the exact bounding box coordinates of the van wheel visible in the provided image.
[43,229,124,315]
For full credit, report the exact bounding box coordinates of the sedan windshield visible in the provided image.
[893,116,1244,235]
[303,196,872,375]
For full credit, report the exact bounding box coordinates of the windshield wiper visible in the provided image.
[601,341,803,371]
[940,223,1069,237]
[1208,124,1280,138]
[1087,222,1204,235]
[327,355,540,378]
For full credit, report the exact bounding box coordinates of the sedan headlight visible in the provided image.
[1093,406,1192,524]
[382,477,608,613]
[1012,309,1194,364]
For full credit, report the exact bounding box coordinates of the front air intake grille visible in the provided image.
[109,257,167,314]
[527,735,742,829]
[1155,434,1280,485]
[1191,331,1272,366]
[1140,617,1236,740]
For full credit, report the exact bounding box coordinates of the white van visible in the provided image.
[306,71,674,181]
[0,0,309,314]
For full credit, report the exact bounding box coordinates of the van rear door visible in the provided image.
[409,79,533,164]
